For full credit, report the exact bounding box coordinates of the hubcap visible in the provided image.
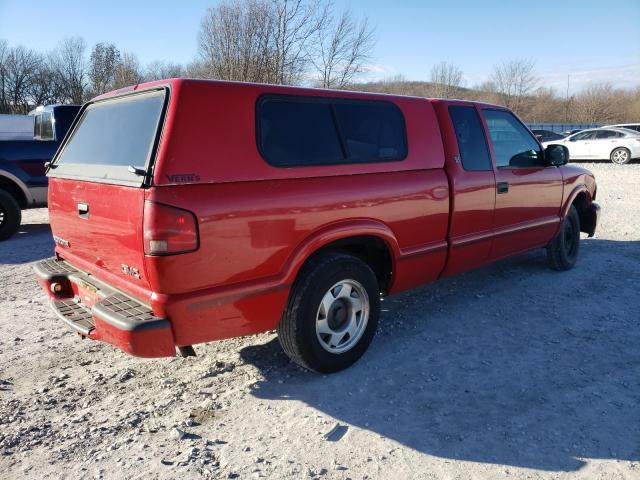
[316,279,370,354]
[612,150,628,163]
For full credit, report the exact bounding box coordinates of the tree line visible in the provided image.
[358,60,640,124]
[0,0,374,114]
[1,0,638,124]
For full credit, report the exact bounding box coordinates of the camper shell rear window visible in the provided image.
[49,89,167,186]
[257,95,408,167]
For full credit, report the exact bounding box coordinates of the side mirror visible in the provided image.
[545,144,569,166]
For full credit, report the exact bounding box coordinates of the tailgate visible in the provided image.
[46,88,168,298]
[48,178,149,292]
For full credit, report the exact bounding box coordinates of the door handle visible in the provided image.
[497,182,509,194]
[78,202,89,219]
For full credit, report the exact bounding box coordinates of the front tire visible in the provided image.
[547,205,580,271]
[610,147,631,165]
[0,190,21,241]
[277,252,380,373]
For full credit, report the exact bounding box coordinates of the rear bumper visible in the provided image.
[34,258,176,357]
[581,201,600,237]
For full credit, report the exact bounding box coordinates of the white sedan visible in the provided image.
[543,127,640,165]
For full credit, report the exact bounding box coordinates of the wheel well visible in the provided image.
[306,236,394,295]
[0,176,27,208]
[571,192,590,233]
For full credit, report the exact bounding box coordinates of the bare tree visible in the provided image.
[198,0,275,82]
[144,61,184,81]
[625,86,640,121]
[27,56,63,107]
[271,0,327,84]
[0,40,8,112]
[113,52,143,89]
[51,37,87,103]
[312,10,375,88]
[197,0,374,86]
[429,61,463,98]
[572,83,624,124]
[490,59,537,114]
[88,43,120,95]
[4,45,40,113]
[526,86,564,123]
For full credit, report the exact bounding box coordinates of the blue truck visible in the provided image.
[0,105,80,240]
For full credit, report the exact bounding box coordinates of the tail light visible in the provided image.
[143,201,198,255]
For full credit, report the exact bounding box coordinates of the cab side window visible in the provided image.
[595,130,620,139]
[483,109,543,168]
[570,131,596,141]
[449,106,492,171]
[257,95,407,167]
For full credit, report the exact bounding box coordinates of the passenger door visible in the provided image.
[481,109,563,260]
[591,130,622,159]
[566,130,597,158]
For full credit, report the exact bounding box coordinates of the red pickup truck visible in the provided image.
[34,79,599,372]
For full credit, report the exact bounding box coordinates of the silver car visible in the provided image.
[543,127,640,165]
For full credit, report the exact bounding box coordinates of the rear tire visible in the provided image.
[610,147,631,165]
[277,252,380,373]
[547,206,580,271]
[0,189,21,241]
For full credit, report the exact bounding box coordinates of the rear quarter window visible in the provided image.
[257,95,407,167]
[448,105,492,171]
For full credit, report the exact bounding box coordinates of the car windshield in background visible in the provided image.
[51,90,166,186]
[532,129,565,141]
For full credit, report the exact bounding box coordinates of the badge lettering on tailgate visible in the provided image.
[121,264,142,279]
[53,235,70,248]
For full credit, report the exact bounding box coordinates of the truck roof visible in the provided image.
[91,78,506,111]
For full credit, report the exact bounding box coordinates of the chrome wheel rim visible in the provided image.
[612,149,628,164]
[316,279,369,354]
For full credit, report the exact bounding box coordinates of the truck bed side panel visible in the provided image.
[146,169,449,345]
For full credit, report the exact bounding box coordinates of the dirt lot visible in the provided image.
[0,162,638,480]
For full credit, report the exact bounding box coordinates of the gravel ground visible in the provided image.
[0,162,638,480]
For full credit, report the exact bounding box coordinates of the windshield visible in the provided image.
[51,89,166,186]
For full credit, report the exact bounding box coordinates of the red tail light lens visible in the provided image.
[143,201,198,255]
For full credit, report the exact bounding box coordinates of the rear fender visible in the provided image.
[281,219,401,289]
[0,167,33,205]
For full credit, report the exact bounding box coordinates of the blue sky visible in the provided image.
[1,0,638,93]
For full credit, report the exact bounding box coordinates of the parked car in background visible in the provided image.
[0,104,80,240]
[543,127,640,165]
[531,129,565,142]
[0,114,34,141]
[35,79,599,372]
[602,123,640,133]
